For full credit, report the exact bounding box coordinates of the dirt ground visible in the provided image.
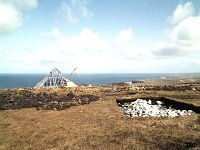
[0,78,200,150]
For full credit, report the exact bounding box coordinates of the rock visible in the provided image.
[156,101,162,105]
[147,100,152,105]
[67,92,76,99]
[122,99,195,118]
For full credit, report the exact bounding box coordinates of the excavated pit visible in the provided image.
[116,97,200,117]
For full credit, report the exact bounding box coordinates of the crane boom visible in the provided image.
[68,68,76,79]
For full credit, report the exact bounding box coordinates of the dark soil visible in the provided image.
[140,83,200,91]
[0,89,99,111]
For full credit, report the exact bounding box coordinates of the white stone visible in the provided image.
[147,100,152,105]
[121,99,195,118]
[156,101,162,105]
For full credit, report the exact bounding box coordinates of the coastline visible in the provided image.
[1,72,200,89]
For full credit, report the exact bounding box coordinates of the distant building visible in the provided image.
[34,68,77,88]
[50,68,61,77]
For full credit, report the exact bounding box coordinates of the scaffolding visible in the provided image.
[34,68,77,88]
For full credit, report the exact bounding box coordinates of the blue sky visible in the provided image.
[0,0,200,73]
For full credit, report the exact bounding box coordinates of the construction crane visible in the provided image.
[68,68,76,79]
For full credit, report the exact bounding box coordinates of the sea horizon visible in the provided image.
[0,73,200,89]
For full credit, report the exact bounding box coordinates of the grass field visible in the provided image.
[0,82,200,150]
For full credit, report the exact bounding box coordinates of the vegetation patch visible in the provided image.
[0,89,99,110]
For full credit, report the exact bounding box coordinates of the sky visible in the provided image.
[0,0,200,73]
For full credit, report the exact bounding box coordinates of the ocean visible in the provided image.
[0,73,186,89]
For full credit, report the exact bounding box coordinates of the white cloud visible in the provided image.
[153,2,200,57]
[31,28,110,71]
[10,27,151,72]
[61,2,78,24]
[9,0,38,9]
[60,0,92,24]
[74,0,92,18]
[191,60,200,65]
[154,15,200,56]
[113,29,152,59]
[170,16,200,42]
[3,25,199,73]
[0,3,21,33]
[0,0,38,34]
[59,28,106,55]
[51,28,61,38]
[52,28,150,62]
[41,27,61,38]
[114,29,133,46]
[0,47,4,57]
[167,2,195,24]
[152,42,181,56]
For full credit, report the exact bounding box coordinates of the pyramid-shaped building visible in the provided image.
[34,68,77,88]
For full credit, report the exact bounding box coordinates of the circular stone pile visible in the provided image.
[122,99,194,117]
